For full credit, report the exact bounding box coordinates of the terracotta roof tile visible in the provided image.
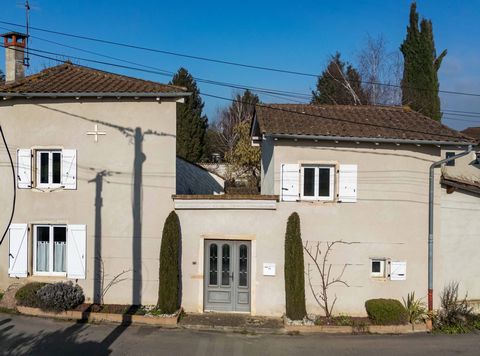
[255,104,475,144]
[462,127,480,141]
[0,62,187,95]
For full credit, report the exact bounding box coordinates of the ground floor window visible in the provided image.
[34,225,67,276]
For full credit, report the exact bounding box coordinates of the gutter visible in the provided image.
[427,145,473,313]
[267,133,473,147]
[0,92,191,98]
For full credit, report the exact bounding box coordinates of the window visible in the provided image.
[36,150,62,188]
[301,165,335,201]
[33,225,67,276]
[371,259,386,278]
[445,152,455,166]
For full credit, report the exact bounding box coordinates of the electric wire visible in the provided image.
[0,126,16,246]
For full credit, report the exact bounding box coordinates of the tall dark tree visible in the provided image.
[0,69,5,83]
[312,52,367,105]
[400,2,446,121]
[170,68,208,161]
[157,211,181,314]
[284,212,307,320]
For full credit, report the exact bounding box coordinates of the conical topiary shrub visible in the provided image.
[284,212,307,320]
[157,211,181,314]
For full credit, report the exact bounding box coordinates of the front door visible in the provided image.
[204,240,251,312]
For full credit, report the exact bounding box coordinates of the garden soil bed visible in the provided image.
[17,305,180,327]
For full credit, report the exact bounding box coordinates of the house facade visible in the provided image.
[1,32,479,316]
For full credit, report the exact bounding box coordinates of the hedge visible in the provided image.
[365,298,408,325]
[15,282,47,308]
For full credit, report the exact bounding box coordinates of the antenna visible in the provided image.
[24,0,30,67]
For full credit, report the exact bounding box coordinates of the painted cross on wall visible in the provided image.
[86,124,107,143]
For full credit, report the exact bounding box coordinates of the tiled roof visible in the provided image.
[0,62,187,96]
[254,104,475,145]
[462,127,480,141]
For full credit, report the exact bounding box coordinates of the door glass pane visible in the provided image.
[52,152,61,184]
[303,168,315,196]
[318,168,330,197]
[36,226,50,272]
[209,244,218,285]
[239,244,248,287]
[221,244,230,286]
[40,152,49,183]
[53,227,66,272]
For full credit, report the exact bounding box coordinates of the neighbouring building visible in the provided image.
[1,32,479,316]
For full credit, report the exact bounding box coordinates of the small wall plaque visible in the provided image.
[263,263,276,276]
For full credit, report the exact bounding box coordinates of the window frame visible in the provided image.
[35,150,62,189]
[300,164,335,201]
[370,258,386,278]
[33,224,67,277]
[445,152,456,167]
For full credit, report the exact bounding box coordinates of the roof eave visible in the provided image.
[266,133,474,147]
[0,92,191,98]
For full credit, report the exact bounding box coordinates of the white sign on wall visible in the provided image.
[263,263,276,276]
[390,261,407,281]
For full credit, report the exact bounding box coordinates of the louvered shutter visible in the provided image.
[281,164,299,202]
[338,164,357,203]
[62,149,77,190]
[17,149,32,189]
[67,224,86,279]
[8,224,28,277]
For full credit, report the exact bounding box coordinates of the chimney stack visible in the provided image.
[1,32,28,83]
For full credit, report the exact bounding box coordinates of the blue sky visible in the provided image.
[1,0,479,130]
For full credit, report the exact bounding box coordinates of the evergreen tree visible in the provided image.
[284,212,307,320]
[0,69,4,83]
[170,68,208,161]
[400,2,446,121]
[312,52,367,105]
[157,211,181,314]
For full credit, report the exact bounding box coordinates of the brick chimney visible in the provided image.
[1,32,28,83]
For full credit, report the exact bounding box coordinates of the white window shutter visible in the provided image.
[390,261,407,281]
[17,149,32,189]
[8,224,28,277]
[67,224,86,279]
[62,149,77,190]
[281,163,299,202]
[338,164,357,203]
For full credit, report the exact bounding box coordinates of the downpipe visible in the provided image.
[428,145,472,313]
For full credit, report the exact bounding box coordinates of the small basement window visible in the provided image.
[445,152,455,167]
[301,165,335,201]
[371,259,386,278]
[36,150,62,188]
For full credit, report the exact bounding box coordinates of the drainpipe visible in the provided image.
[428,145,472,312]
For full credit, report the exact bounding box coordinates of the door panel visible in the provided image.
[204,240,251,312]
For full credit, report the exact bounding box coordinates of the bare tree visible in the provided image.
[95,257,132,305]
[357,34,403,105]
[303,240,356,318]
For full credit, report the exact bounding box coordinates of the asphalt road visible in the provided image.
[1,313,479,356]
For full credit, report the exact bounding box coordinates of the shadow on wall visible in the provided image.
[35,104,175,306]
[0,316,130,355]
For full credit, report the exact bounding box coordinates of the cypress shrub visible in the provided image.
[15,282,47,308]
[365,299,408,325]
[157,211,181,314]
[284,212,307,320]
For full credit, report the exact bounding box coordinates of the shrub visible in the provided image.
[403,292,427,325]
[157,211,181,314]
[15,282,47,308]
[434,282,474,333]
[36,282,84,312]
[365,299,408,325]
[284,212,307,320]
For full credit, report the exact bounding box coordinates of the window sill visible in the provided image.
[32,272,67,278]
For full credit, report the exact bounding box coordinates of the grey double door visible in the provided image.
[204,240,251,312]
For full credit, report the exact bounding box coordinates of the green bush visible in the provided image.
[284,212,307,320]
[157,211,181,314]
[37,282,85,312]
[434,282,475,333]
[365,299,408,325]
[15,282,47,308]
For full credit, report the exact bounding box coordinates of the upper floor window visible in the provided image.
[37,150,62,188]
[301,165,335,201]
[16,148,77,190]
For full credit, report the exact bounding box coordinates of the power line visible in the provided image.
[2,19,480,98]
[0,125,16,246]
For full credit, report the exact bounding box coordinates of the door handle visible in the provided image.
[230,272,234,282]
